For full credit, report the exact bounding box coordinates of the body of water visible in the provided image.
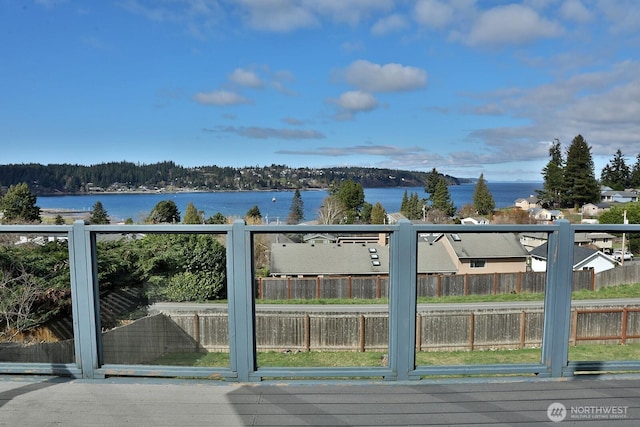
[37,182,542,223]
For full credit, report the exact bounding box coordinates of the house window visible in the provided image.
[470,259,486,268]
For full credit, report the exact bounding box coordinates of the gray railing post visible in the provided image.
[389,219,417,380]
[541,220,573,377]
[228,220,255,382]
[69,220,101,379]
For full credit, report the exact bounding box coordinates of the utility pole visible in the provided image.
[621,210,628,266]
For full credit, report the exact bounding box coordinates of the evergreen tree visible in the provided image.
[564,134,600,208]
[183,202,201,224]
[400,190,409,213]
[54,214,65,225]
[335,180,365,223]
[370,202,387,224]
[424,168,440,195]
[0,182,41,224]
[472,173,495,215]
[630,154,640,188]
[429,177,456,217]
[400,191,424,220]
[538,139,565,208]
[286,189,304,224]
[206,212,227,224]
[89,201,110,224]
[245,205,262,224]
[360,201,373,223]
[146,200,180,223]
[600,149,630,190]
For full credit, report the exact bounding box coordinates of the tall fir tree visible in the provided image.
[600,149,630,190]
[89,200,110,224]
[538,139,565,208]
[564,134,600,208]
[472,174,495,215]
[424,168,440,195]
[286,188,304,224]
[429,177,456,217]
[631,154,640,188]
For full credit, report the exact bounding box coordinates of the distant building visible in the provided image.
[515,195,540,211]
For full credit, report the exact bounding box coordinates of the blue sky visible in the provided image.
[2,0,639,181]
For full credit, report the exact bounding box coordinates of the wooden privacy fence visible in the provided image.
[4,304,640,364]
[159,303,640,354]
[257,270,596,300]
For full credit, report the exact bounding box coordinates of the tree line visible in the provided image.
[0,162,464,195]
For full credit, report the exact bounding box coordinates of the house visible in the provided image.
[270,242,389,276]
[600,189,638,204]
[529,243,617,273]
[574,232,615,254]
[520,231,615,254]
[438,232,529,275]
[271,232,531,277]
[519,232,548,251]
[581,203,606,217]
[515,195,540,211]
[461,216,490,225]
[529,208,564,223]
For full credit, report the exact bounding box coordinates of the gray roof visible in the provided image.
[530,242,599,266]
[270,243,389,276]
[417,241,457,274]
[445,232,528,259]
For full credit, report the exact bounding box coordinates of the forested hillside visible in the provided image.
[0,162,465,194]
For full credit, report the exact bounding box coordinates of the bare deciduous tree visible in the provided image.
[0,266,43,341]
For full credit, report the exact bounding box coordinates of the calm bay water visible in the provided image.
[37,182,542,223]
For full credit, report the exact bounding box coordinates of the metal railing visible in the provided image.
[1,219,639,381]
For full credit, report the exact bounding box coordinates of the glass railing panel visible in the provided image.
[254,231,391,370]
[0,232,75,364]
[569,229,640,366]
[96,232,230,368]
[415,231,546,370]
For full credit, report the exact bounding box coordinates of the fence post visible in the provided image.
[541,220,573,377]
[228,220,255,382]
[388,220,416,380]
[70,220,100,379]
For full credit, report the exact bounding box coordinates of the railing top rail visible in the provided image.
[573,223,640,232]
[82,222,233,233]
[0,225,72,233]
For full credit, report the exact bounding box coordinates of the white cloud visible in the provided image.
[413,0,454,30]
[560,0,593,23]
[228,68,263,88]
[205,125,325,140]
[371,14,409,35]
[342,60,427,93]
[464,4,564,46]
[236,0,319,32]
[193,90,252,106]
[335,91,379,112]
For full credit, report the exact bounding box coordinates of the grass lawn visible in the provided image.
[151,343,640,369]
